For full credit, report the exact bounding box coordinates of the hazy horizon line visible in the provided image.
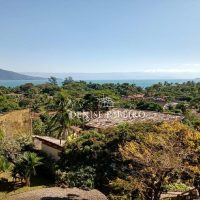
[22,71,200,74]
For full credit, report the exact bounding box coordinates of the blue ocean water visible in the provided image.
[0,79,198,88]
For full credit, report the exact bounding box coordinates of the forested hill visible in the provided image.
[0,68,44,80]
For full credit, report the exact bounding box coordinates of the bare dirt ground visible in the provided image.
[6,187,108,200]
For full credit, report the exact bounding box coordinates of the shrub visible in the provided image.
[32,118,45,135]
[164,183,191,192]
[136,101,163,112]
[0,156,10,173]
[56,166,96,189]
[36,151,57,181]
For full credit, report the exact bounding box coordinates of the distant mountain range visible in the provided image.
[0,69,44,80]
[24,72,200,80]
[1,68,200,81]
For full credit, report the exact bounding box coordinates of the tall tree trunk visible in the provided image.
[153,189,161,200]
[25,177,30,187]
[63,129,68,140]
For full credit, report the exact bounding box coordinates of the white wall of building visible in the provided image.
[41,143,61,161]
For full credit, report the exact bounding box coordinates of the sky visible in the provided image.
[0,0,200,74]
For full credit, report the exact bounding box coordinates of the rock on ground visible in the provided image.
[6,187,108,200]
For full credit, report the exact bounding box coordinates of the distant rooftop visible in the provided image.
[86,108,184,129]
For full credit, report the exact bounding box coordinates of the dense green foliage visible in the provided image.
[56,122,200,199]
[1,79,200,199]
[12,152,42,186]
[0,95,19,112]
[1,79,200,114]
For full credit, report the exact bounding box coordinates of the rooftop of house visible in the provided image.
[33,135,66,148]
[86,108,184,129]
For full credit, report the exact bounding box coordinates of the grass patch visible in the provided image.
[164,183,191,192]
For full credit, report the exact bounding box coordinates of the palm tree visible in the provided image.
[48,76,58,86]
[12,152,42,186]
[51,92,75,142]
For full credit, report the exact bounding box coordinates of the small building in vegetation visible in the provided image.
[33,135,65,160]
